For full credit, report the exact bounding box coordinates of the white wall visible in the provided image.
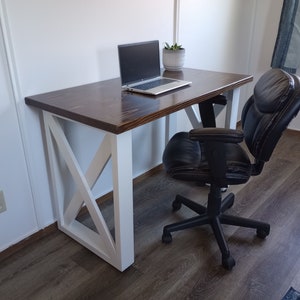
[0,0,297,251]
[181,0,255,73]
[177,0,259,129]
[177,0,299,129]
[0,24,38,250]
[0,0,175,250]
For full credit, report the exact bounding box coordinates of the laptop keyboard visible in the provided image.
[133,78,174,90]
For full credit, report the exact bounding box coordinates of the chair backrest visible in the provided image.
[241,69,300,163]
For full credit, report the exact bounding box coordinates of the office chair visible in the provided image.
[161,69,300,270]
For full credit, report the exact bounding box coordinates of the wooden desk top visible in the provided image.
[25,68,253,134]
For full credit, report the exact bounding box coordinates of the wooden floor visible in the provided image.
[1,130,300,300]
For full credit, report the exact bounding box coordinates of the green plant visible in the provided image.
[164,42,184,50]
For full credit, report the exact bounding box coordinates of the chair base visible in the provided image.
[162,193,270,270]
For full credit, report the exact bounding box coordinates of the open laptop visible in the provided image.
[118,40,191,95]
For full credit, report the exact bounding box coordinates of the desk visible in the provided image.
[25,68,252,271]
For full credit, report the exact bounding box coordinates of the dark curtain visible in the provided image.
[271,0,300,73]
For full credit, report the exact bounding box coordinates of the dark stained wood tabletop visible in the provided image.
[25,68,253,134]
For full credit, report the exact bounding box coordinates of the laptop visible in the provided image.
[118,40,191,95]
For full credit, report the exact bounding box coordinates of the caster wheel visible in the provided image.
[172,200,182,211]
[162,232,172,244]
[222,255,236,270]
[257,225,270,239]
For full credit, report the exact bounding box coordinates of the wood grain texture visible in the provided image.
[25,68,252,133]
[0,129,299,300]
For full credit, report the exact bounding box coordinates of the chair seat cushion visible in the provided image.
[163,132,252,185]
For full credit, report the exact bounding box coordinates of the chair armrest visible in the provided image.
[189,128,244,187]
[189,128,244,144]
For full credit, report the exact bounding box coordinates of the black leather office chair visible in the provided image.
[162,69,300,270]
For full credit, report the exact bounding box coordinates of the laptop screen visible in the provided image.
[118,40,161,86]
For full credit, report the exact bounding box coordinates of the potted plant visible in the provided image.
[162,42,185,71]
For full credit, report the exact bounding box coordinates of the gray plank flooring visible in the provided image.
[1,130,300,300]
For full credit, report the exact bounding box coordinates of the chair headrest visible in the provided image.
[242,68,300,162]
[254,69,295,113]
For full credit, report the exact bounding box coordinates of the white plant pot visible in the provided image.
[162,49,185,71]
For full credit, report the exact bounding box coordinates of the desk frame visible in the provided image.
[43,87,240,271]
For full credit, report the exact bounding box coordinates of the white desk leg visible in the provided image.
[110,131,134,270]
[184,105,202,129]
[225,88,240,129]
[165,113,177,145]
[43,111,134,271]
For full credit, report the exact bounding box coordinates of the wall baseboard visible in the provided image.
[0,223,58,262]
[0,164,164,261]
